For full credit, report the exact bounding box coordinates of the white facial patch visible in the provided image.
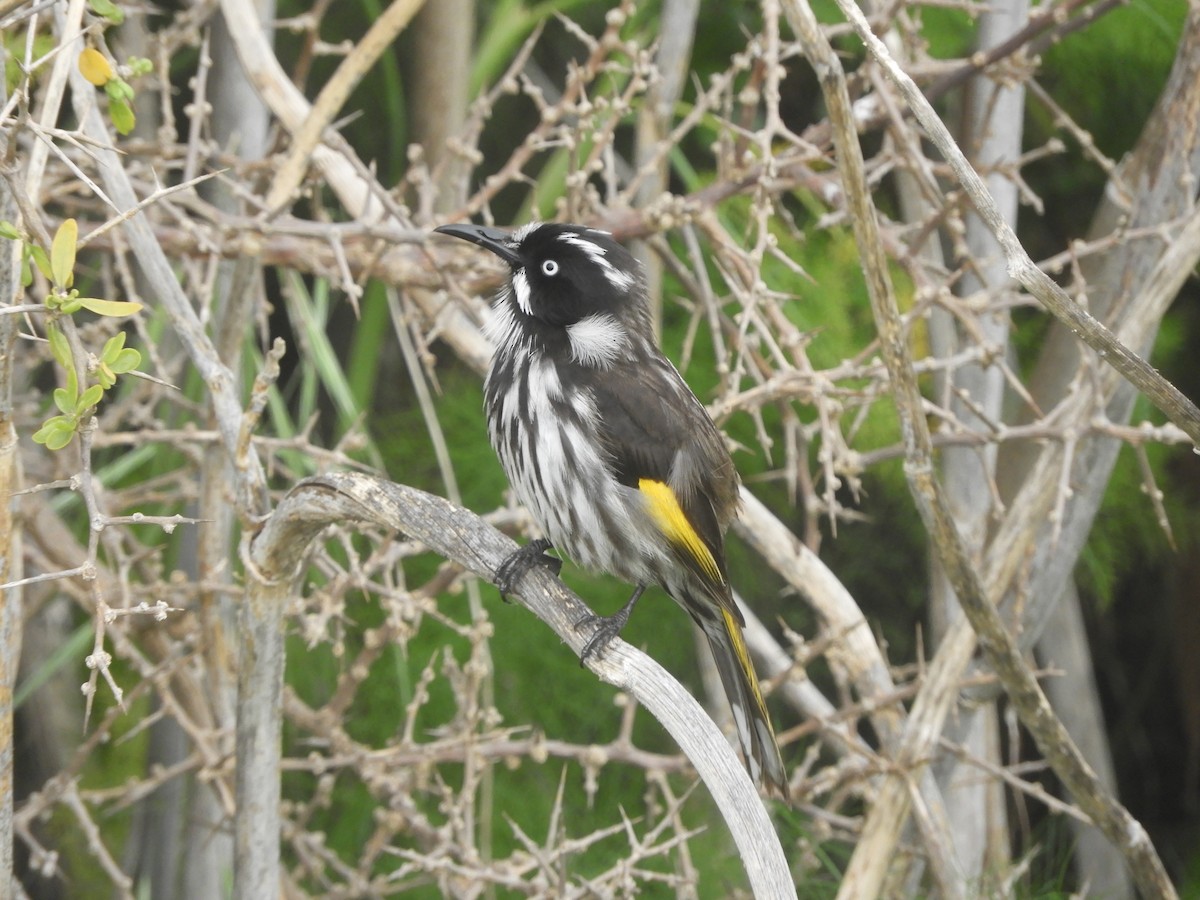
[558,232,636,292]
[512,269,532,316]
[566,313,627,368]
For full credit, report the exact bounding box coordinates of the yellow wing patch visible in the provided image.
[638,478,723,585]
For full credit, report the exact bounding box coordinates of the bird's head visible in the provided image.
[434,222,646,330]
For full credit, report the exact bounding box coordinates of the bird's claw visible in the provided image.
[575,584,645,666]
[495,538,561,600]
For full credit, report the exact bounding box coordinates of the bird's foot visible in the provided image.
[577,584,647,666]
[495,538,561,600]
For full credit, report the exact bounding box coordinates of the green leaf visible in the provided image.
[45,424,76,450]
[77,297,142,317]
[87,0,125,24]
[76,384,104,412]
[29,244,51,282]
[64,365,78,405]
[46,323,71,367]
[110,347,140,374]
[101,331,127,361]
[53,386,74,415]
[50,218,77,289]
[0,220,20,240]
[108,98,135,135]
[32,416,76,450]
[105,77,134,103]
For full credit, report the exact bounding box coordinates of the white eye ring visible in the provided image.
[541,259,559,276]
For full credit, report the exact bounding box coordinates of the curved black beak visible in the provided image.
[433,223,522,267]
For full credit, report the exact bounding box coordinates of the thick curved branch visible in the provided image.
[237,473,795,900]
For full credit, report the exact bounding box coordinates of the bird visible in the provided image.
[434,220,788,798]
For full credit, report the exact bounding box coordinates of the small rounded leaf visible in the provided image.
[110,347,141,374]
[33,416,77,450]
[77,384,104,412]
[101,331,127,359]
[109,98,136,135]
[79,48,113,86]
[45,423,77,451]
[53,387,74,415]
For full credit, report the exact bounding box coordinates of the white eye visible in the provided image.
[541,259,559,276]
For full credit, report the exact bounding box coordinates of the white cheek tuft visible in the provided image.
[567,313,627,369]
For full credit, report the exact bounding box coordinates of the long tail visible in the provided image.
[697,604,788,799]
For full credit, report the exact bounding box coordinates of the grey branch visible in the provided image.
[236,472,794,900]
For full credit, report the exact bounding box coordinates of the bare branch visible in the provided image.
[240,473,796,899]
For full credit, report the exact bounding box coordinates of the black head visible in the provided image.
[434,222,645,328]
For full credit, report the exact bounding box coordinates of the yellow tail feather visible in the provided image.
[721,607,768,713]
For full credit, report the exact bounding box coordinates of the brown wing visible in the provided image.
[578,355,740,590]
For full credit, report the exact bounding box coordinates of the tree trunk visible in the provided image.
[1037,582,1133,899]
[928,0,1028,880]
[0,137,21,900]
[409,0,473,211]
